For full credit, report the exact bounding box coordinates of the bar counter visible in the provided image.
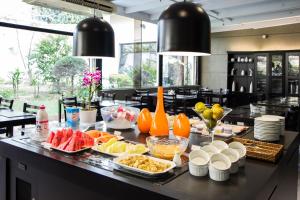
[0,126,299,200]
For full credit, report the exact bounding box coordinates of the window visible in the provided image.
[102,17,158,89]
[163,56,196,86]
[0,1,91,119]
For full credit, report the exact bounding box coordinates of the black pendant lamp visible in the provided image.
[157,1,211,56]
[73,15,115,57]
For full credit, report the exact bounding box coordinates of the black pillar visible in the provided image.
[158,55,163,86]
[96,59,102,93]
[196,56,202,86]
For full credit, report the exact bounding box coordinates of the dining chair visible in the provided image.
[21,103,39,135]
[126,89,150,109]
[0,98,14,109]
[163,94,185,115]
[101,92,116,101]
[0,98,14,136]
[60,96,77,123]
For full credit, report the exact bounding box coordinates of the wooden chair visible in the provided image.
[0,98,14,136]
[23,103,39,114]
[0,98,14,109]
[22,103,39,133]
[59,96,77,123]
[197,90,213,104]
[163,94,185,115]
[126,90,150,109]
[101,92,116,101]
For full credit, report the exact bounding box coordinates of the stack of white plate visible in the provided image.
[262,115,285,136]
[254,116,280,141]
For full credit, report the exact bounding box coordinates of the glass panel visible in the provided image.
[256,56,267,76]
[256,79,267,93]
[162,56,196,86]
[288,80,299,95]
[271,55,283,76]
[102,18,158,89]
[288,55,300,76]
[271,79,282,94]
[0,0,88,32]
[0,26,87,119]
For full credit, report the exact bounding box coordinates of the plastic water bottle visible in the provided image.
[36,105,49,137]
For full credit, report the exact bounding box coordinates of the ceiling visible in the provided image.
[112,0,300,32]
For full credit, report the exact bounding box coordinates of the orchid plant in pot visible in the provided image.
[80,70,101,124]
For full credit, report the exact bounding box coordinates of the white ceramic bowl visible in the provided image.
[189,149,210,177]
[211,140,229,152]
[228,142,247,167]
[209,153,231,181]
[221,148,240,174]
[201,144,219,158]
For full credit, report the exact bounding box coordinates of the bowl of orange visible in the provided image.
[146,135,189,160]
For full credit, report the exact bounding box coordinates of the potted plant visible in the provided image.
[80,70,101,124]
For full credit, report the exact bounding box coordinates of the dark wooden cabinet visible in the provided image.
[228,51,300,98]
[286,52,300,97]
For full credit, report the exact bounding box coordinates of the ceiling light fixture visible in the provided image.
[157,0,211,56]
[73,0,115,57]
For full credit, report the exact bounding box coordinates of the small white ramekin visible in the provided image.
[221,148,240,174]
[228,142,247,167]
[201,144,219,158]
[209,153,231,181]
[189,149,210,177]
[211,140,229,152]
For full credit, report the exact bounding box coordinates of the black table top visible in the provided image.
[257,97,299,108]
[224,105,287,125]
[0,109,35,127]
[0,126,299,200]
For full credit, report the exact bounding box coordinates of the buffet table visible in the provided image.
[0,127,299,200]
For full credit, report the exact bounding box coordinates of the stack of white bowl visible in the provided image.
[261,115,285,136]
[254,116,281,141]
[188,140,246,182]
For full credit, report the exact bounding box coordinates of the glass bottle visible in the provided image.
[150,86,169,136]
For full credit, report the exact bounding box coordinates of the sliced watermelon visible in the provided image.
[57,136,72,150]
[47,131,55,144]
[65,135,82,152]
[66,128,73,138]
[82,133,94,147]
[51,130,63,147]
[60,129,70,144]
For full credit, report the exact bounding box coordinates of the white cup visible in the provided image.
[201,144,219,158]
[209,153,231,181]
[221,148,240,174]
[189,149,210,177]
[228,142,247,167]
[211,140,229,152]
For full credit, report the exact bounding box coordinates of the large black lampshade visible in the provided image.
[157,1,211,56]
[73,17,115,57]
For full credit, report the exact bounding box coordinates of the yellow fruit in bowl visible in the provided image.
[195,102,206,113]
[212,103,221,110]
[212,107,224,120]
[206,119,217,129]
[202,108,213,120]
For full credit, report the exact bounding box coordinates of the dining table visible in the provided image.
[0,108,36,137]
[256,97,299,108]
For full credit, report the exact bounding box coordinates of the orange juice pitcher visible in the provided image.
[150,86,169,136]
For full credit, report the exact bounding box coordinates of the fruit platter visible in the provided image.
[46,128,94,153]
[85,130,124,143]
[92,137,149,157]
